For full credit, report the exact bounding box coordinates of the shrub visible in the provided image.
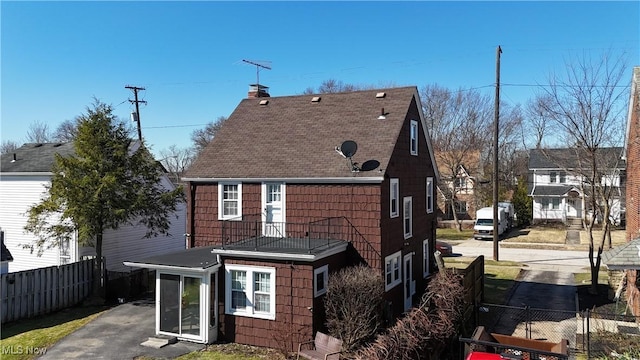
[353,269,465,360]
[324,264,385,352]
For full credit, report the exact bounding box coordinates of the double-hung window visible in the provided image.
[225,265,275,320]
[219,183,242,220]
[422,239,430,278]
[551,198,560,210]
[410,120,418,155]
[426,177,433,213]
[385,251,402,291]
[390,179,399,218]
[404,196,413,239]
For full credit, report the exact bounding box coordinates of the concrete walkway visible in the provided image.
[38,296,204,360]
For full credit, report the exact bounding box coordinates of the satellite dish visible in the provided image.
[339,140,358,158]
[360,160,380,172]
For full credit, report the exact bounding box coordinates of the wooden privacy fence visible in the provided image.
[1,258,94,323]
[452,255,485,336]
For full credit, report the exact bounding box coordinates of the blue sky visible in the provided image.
[2,1,639,157]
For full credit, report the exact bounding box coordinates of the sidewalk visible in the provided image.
[38,296,204,360]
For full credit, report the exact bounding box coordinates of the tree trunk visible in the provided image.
[92,232,105,299]
[626,270,640,316]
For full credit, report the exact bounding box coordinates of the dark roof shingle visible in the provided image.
[185,87,421,179]
[1,143,75,173]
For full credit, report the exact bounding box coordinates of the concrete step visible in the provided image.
[141,335,177,349]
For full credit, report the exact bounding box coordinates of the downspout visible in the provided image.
[189,182,197,248]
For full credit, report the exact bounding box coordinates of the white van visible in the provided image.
[473,206,507,240]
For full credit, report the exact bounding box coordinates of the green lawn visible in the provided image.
[1,305,109,360]
[444,257,521,304]
[436,228,474,240]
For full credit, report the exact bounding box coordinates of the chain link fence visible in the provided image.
[477,303,640,358]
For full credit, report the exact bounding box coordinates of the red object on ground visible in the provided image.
[465,352,504,360]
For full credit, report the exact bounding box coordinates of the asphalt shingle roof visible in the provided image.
[1,143,75,173]
[185,87,422,179]
[528,147,624,170]
[530,185,576,196]
[602,238,640,269]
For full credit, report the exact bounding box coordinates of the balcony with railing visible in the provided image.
[218,216,380,265]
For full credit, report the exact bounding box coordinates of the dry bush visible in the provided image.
[324,264,385,352]
[353,269,465,360]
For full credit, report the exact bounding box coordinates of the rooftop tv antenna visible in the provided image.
[242,59,272,86]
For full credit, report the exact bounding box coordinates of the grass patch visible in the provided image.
[175,344,286,360]
[444,257,521,305]
[1,305,109,360]
[503,227,566,244]
[579,230,626,246]
[436,228,474,240]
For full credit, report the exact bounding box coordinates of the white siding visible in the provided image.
[533,170,582,186]
[101,200,187,272]
[0,175,77,272]
[1,174,186,273]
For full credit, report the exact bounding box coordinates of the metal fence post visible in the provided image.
[586,308,590,359]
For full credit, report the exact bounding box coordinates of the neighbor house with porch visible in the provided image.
[125,85,440,350]
[528,147,625,226]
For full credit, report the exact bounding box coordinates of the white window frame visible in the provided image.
[390,178,399,218]
[384,250,402,291]
[225,264,275,320]
[314,265,329,297]
[218,183,243,220]
[410,120,418,156]
[552,198,561,210]
[404,196,412,239]
[423,239,431,278]
[426,177,434,214]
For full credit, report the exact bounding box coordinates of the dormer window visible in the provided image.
[410,120,418,156]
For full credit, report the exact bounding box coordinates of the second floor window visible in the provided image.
[219,183,242,220]
[390,179,399,218]
[404,196,413,239]
[426,177,433,213]
[550,171,557,183]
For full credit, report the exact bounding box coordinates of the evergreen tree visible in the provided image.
[25,100,185,296]
[512,175,532,227]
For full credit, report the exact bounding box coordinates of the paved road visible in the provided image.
[452,239,591,273]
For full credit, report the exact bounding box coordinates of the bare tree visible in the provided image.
[1,140,19,155]
[159,145,195,184]
[191,116,227,154]
[26,121,53,143]
[538,52,628,294]
[53,119,78,142]
[524,94,557,149]
[421,84,494,230]
[302,79,373,94]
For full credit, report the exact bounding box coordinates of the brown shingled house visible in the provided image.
[126,86,440,350]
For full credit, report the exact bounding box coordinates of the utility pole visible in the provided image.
[125,85,147,141]
[493,45,502,262]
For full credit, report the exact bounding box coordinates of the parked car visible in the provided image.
[435,240,453,257]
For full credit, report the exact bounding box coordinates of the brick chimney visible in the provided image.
[248,84,270,98]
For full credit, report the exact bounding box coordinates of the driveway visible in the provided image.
[455,239,584,351]
[38,296,204,360]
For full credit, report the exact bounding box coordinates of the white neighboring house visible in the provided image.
[528,147,626,226]
[0,142,186,273]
